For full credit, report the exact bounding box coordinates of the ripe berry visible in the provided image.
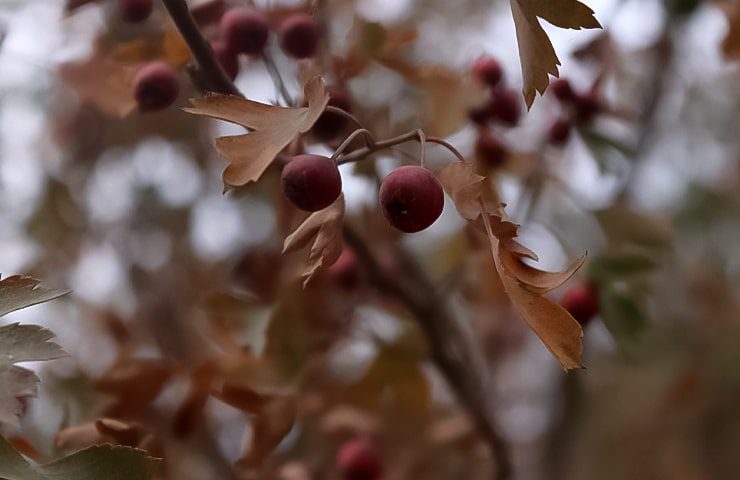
[279,14,321,59]
[220,7,269,56]
[561,284,599,327]
[281,154,342,212]
[337,439,383,480]
[472,54,503,88]
[575,91,601,123]
[550,79,575,102]
[133,62,179,112]
[467,105,490,126]
[489,89,521,126]
[548,118,572,146]
[211,41,239,80]
[326,249,360,290]
[475,131,507,168]
[119,0,153,23]
[311,86,351,142]
[379,165,444,233]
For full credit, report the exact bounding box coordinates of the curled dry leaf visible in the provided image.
[282,194,345,287]
[184,76,329,189]
[437,161,585,370]
[510,0,601,108]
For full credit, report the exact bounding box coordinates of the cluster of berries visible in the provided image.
[129,4,322,112]
[467,55,521,170]
[546,78,603,146]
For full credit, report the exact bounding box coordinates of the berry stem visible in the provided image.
[159,0,240,95]
[331,128,376,162]
[325,105,364,129]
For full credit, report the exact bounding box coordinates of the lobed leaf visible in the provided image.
[0,276,69,319]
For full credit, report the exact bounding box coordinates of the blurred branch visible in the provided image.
[161,3,512,478]
[160,0,240,95]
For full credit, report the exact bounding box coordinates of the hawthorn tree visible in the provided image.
[1,0,739,479]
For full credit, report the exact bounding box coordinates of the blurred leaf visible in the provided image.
[438,161,585,369]
[282,195,345,287]
[718,0,740,59]
[510,0,601,107]
[0,276,69,318]
[96,358,172,419]
[239,396,296,469]
[599,287,649,344]
[595,206,673,250]
[184,76,328,188]
[0,434,159,480]
[587,252,658,281]
[578,127,636,173]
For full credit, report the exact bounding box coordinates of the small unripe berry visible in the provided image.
[133,62,179,112]
[548,118,572,145]
[311,86,351,142]
[489,89,521,126]
[119,0,153,23]
[550,79,575,102]
[467,105,490,126]
[337,439,383,480]
[475,131,507,168]
[561,284,599,327]
[575,91,601,123]
[211,41,239,80]
[472,54,503,88]
[279,14,321,59]
[281,154,342,212]
[379,165,444,233]
[220,7,269,56]
[326,249,360,290]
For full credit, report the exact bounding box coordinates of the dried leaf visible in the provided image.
[0,434,159,480]
[239,396,296,469]
[438,162,584,369]
[0,324,67,429]
[719,1,740,59]
[184,76,328,188]
[0,276,69,318]
[282,195,345,287]
[510,0,601,107]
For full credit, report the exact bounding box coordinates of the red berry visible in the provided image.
[475,131,507,168]
[379,166,444,233]
[133,62,179,112]
[279,14,321,59]
[326,249,360,290]
[220,7,269,56]
[468,105,490,126]
[472,54,503,87]
[489,89,521,126]
[211,41,239,80]
[311,86,351,141]
[119,0,153,23]
[574,91,601,123]
[561,284,599,327]
[337,439,383,480]
[550,79,575,102]
[548,118,572,145]
[281,154,342,212]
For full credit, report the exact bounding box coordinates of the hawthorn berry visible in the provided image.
[220,7,269,56]
[337,439,383,480]
[489,89,521,126]
[575,90,601,123]
[550,79,575,103]
[211,41,240,80]
[561,283,600,327]
[472,54,503,88]
[119,0,153,23]
[379,165,444,233]
[467,105,490,126]
[281,154,342,212]
[279,14,321,59]
[475,131,507,168]
[133,62,179,112]
[312,86,351,141]
[548,118,572,146]
[326,249,360,290]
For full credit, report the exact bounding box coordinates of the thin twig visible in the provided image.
[261,53,294,106]
[160,0,240,95]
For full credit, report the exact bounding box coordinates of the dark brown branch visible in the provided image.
[160,0,240,96]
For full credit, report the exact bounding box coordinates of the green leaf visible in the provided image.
[599,288,649,345]
[0,434,159,480]
[587,252,658,281]
[0,276,69,318]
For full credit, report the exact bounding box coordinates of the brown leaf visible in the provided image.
[238,396,296,469]
[438,161,584,369]
[212,384,270,414]
[510,0,601,108]
[96,358,172,418]
[718,1,740,60]
[282,195,345,287]
[184,76,329,188]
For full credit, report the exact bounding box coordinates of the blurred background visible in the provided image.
[1,0,739,479]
